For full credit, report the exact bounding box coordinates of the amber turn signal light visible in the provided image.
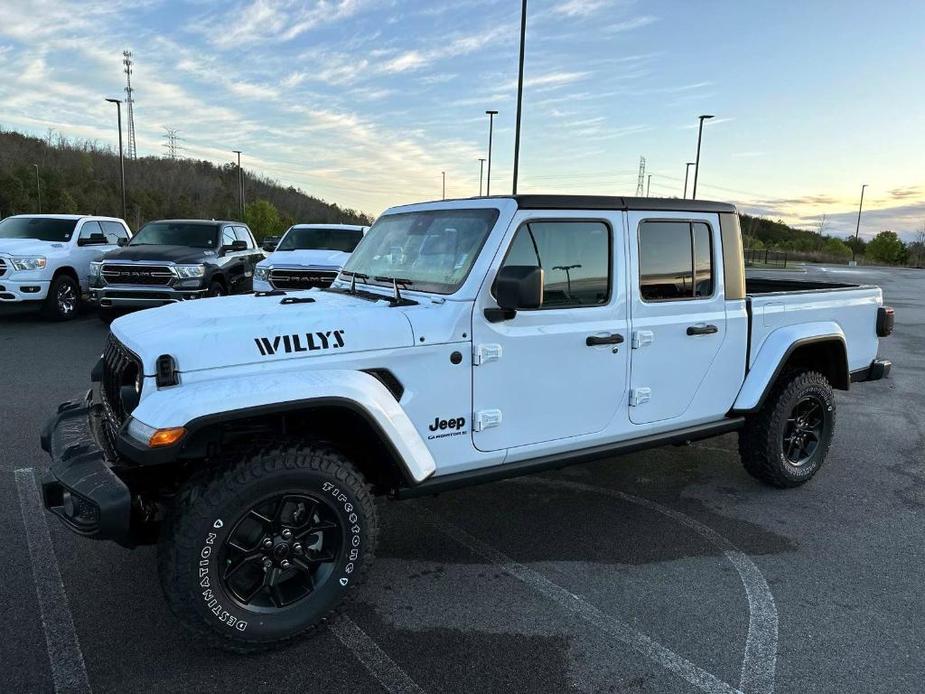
[149,427,186,448]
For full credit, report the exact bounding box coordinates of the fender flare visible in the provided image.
[129,369,437,483]
[732,322,848,413]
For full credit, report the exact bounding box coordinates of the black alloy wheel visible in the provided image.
[781,395,825,466]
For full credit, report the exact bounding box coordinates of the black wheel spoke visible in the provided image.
[249,508,273,527]
[224,552,262,581]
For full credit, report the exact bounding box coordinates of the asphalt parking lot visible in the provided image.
[1,264,922,694]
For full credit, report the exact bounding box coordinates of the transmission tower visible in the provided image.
[635,156,646,196]
[122,50,137,159]
[162,127,183,159]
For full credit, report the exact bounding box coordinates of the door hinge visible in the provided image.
[632,330,654,349]
[473,343,503,365]
[473,409,503,431]
[629,388,652,407]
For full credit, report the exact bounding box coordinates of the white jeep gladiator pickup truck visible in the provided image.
[0,214,131,319]
[40,195,893,650]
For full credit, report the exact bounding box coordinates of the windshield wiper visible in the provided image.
[342,270,370,294]
[374,276,415,305]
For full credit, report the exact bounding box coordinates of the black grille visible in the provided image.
[0,258,7,277]
[102,264,174,286]
[270,269,338,290]
[100,334,142,433]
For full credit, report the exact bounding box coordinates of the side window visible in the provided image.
[78,220,105,244]
[500,220,610,308]
[638,220,714,301]
[221,226,237,248]
[233,226,255,249]
[100,221,128,245]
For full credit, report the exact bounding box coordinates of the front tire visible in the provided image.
[158,440,378,652]
[739,369,836,488]
[43,274,80,320]
[207,280,225,297]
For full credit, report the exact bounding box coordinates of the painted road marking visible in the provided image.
[331,615,426,694]
[515,477,778,694]
[14,468,92,694]
[421,508,743,694]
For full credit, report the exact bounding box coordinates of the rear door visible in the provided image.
[627,213,726,425]
[471,213,629,452]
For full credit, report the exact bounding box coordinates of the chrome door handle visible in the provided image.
[586,333,625,346]
[687,324,718,336]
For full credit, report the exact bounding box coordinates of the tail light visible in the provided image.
[877,306,894,337]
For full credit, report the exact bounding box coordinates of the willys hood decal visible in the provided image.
[112,289,414,375]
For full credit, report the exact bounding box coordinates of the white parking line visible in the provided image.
[421,508,743,694]
[331,615,426,694]
[14,468,92,694]
[514,477,778,694]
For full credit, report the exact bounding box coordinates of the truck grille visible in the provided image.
[101,264,174,286]
[100,334,142,435]
[270,269,338,290]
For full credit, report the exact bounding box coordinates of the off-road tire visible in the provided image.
[42,274,80,320]
[207,281,225,297]
[739,369,836,488]
[157,440,378,652]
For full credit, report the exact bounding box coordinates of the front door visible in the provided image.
[627,213,727,425]
[471,214,629,452]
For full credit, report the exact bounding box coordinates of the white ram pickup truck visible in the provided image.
[40,195,893,650]
[0,214,132,319]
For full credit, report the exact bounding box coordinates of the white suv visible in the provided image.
[0,214,131,320]
[253,224,368,292]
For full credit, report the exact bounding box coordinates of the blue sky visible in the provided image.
[1,0,923,240]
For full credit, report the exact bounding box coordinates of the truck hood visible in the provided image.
[112,289,414,375]
[260,248,351,269]
[0,238,69,256]
[102,245,218,264]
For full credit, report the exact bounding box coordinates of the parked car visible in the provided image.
[253,223,368,292]
[88,219,263,319]
[0,214,131,320]
[41,195,893,651]
[261,235,281,252]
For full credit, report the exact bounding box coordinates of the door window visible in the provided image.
[233,226,255,249]
[100,221,129,245]
[221,227,237,248]
[638,220,714,301]
[501,220,610,308]
[77,221,105,245]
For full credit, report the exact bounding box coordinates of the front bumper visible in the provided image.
[41,392,133,545]
[0,279,50,303]
[90,286,208,308]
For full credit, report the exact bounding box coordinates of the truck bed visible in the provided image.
[745,279,882,375]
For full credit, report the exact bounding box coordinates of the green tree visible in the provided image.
[822,237,851,260]
[244,198,282,239]
[865,231,906,264]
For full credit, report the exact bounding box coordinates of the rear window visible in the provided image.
[129,222,219,249]
[0,217,77,242]
[638,220,714,301]
[277,227,364,253]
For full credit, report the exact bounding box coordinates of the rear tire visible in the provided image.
[739,369,836,488]
[42,274,80,321]
[157,440,377,652]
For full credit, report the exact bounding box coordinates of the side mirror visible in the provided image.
[78,233,107,246]
[117,237,128,247]
[223,239,248,253]
[487,265,543,322]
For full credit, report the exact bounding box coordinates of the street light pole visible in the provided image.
[232,150,244,220]
[105,98,126,220]
[683,162,695,198]
[691,114,714,200]
[478,158,486,196]
[646,174,652,197]
[485,110,498,196]
[442,171,446,200]
[852,184,868,262]
[511,0,528,195]
[33,164,41,213]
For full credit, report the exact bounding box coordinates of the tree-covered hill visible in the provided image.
[0,128,372,239]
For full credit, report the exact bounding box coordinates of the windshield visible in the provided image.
[0,217,77,242]
[342,208,499,294]
[130,222,219,249]
[277,227,364,253]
